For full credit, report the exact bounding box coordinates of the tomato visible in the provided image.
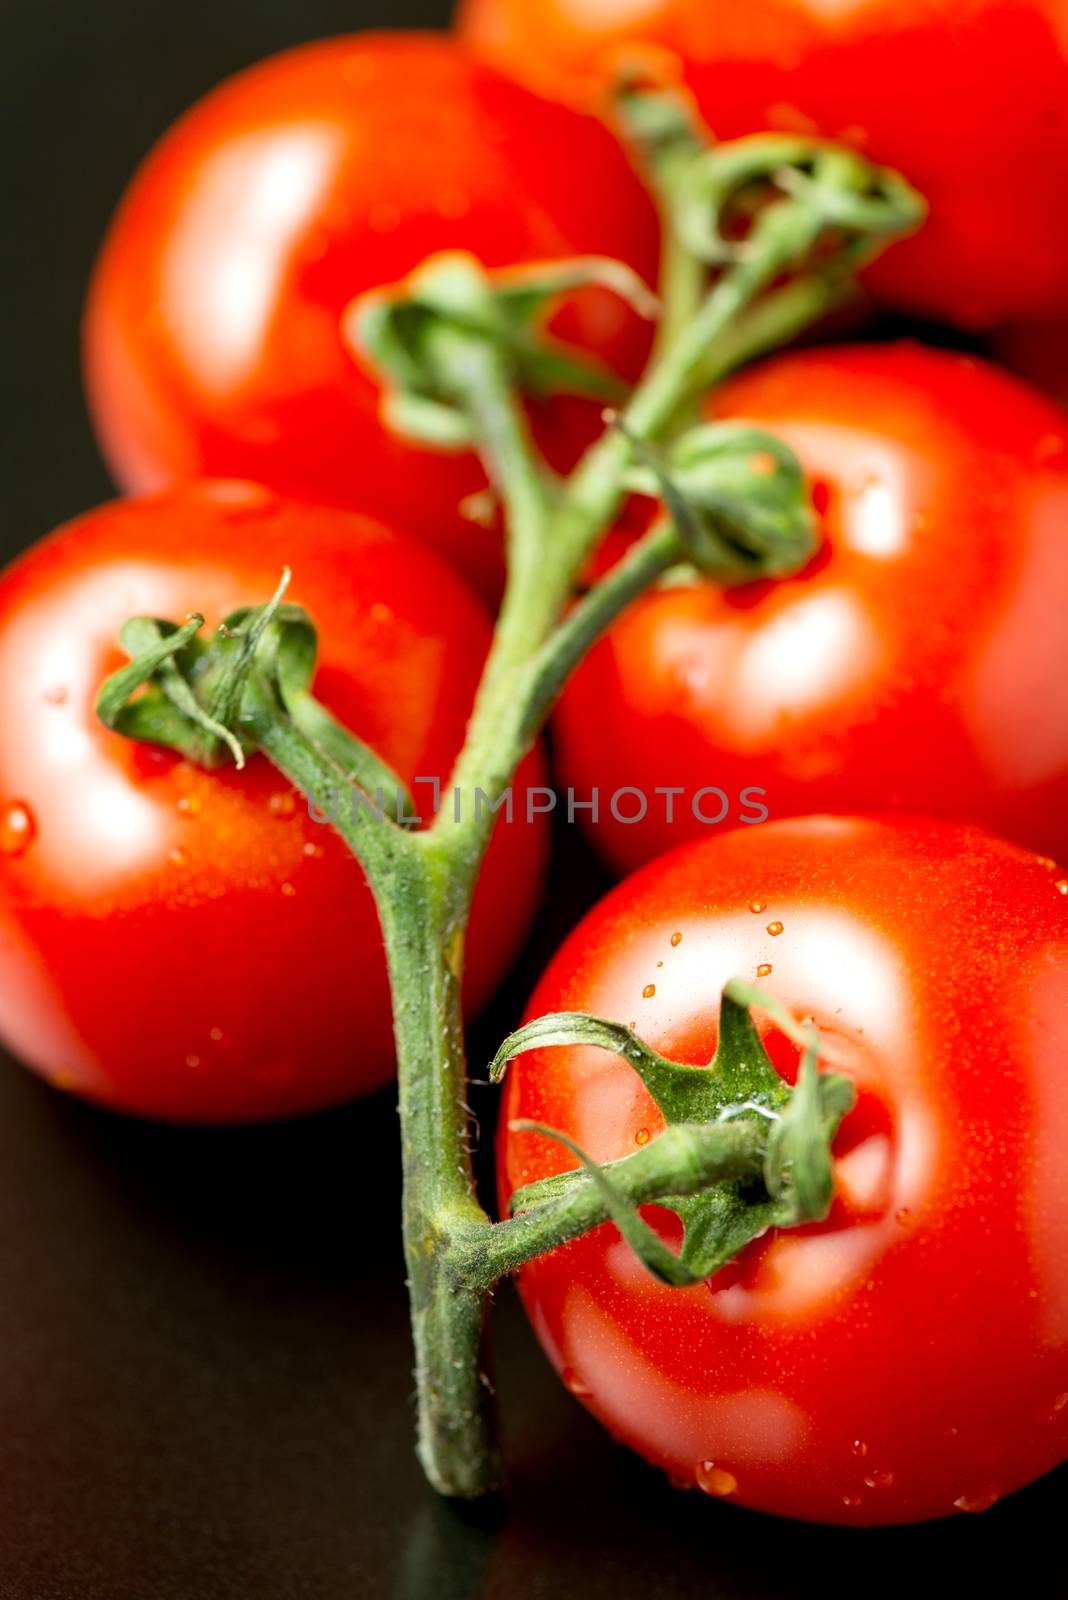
[83,32,658,602]
[459,0,1068,329]
[501,814,1068,1525]
[995,318,1068,410]
[0,482,549,1122]
[552,343,1068,878]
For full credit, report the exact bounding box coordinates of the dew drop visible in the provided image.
[1035,855,1057,871]
[370,601,394,625]
[748,901,765,914]
[642,983,656,999]
[954,1486,1000,1514]
[281,882,297,898]
[303,841,323,859]
[1039,1391,1068,1422]
[0,801,36,857]
[209,1028,224,1044]
[1055,880,1068,896]
[863,1469,895,1489]
[176,794,202,818]
[268,792,297,819]
[895,1207,911,1225]
[561,1366,592,1398]
[168,848,186,867]
[656,960,663,968]
[852,1440,869,1457]
[185,1054,203,1071]
[670,931,682,947]
[757,963,773,978]
[635,1128,650,1147]
[43,684,69,706]
[695,1461,737,1498]
[841,1493,863,1508]
[766,921,784,937]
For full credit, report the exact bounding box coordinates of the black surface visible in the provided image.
[1,2,1066,1594]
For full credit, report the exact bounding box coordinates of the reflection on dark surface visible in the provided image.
[1,0,1065,1594]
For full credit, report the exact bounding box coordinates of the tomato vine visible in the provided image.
[96,89,922,1496]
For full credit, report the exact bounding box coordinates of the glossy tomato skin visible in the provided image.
[501,816,1068,1526]
[83,32,658,602]
[0,483,549,1122]
[553,344,1068,877]
[460,0,1068,328]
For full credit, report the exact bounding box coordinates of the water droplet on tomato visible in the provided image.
[695,1462,737,1498]
[561,1367,592,1398]
[748,901,765,914]
[185,1054,203,1071]
[43,684,69,705]
[168,848,186,867]
[1035,855,1058,871]
[1055,879,1068,896]
[895,1207,911,1225]
[635,1128,650,1146]
[757,963,772,978]
[852,1440,869,1457]
[766,921,784,937]
[642,983,656,999]
[176,794,202,818]
[268,792,297,819]
[281,882,297,898]
[209,1027,224,1044]
[303,841,323,859]
[954,1486,1000,1514]
[670,931,682,946]
[841,1493,863,1508]
[0,801,36,857]
[863,1469,895,1489]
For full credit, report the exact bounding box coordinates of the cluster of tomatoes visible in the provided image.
[4,4,1068,1530]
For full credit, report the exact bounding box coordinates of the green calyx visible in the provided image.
[96,573,416,822]
[346,251,660,449]
[620,420,816,583]
[619,82,925,276]
[491,982,855,1287]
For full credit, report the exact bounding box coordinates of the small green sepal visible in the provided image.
[345,251,659,448]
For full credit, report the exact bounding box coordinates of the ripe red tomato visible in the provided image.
[83,32,658,602]
[552,343,1068,877]
[459,0,1068,329]
[995,318,1068,410]
[501,815,1068,1525]
[0,482,549,1122]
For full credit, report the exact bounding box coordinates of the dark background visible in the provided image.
[0,1,1062,1595]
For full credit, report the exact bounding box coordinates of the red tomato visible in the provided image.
[995,319,1068,410]
[0,482,549,1122]
[83,32,658,602]
[501,815,1068,1525]
[552,344,1068,877]
[459,0,1068,329]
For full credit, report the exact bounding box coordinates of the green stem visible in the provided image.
[455,1118,766,1293]
[376,840,499,1497]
